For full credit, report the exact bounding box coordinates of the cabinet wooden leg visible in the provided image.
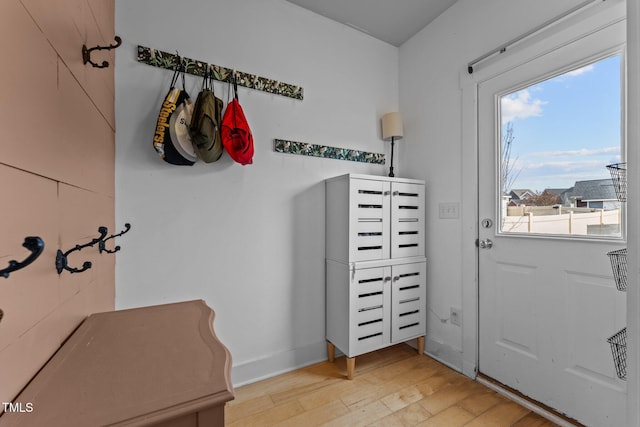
[417,336,425,355]
[327,341,335,363]
[346,357,355,380]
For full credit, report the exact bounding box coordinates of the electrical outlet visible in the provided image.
[450,307,462,326]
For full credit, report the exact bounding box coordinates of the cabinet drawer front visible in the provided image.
[353,220,385,260]
[355,291,384,311]
[391,183,423,216]
[396,281,423,302]
[349,266,391,356]
[354,305,384,326]
[391,182,424,259]
[354,191,386,208]
[353,278,385,311]
[396,298,422,321]
[350,179,390,262]
[392,319,424,343]
[352,329,385,356]
[391,262,426,343]
[356,319,385,340]
[352,311,386,356]
[394,220,422,258]
[353,180,387,217]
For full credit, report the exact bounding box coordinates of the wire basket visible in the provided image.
[607,248,628,291]
[606,163,627,202]
[607,327,627,380]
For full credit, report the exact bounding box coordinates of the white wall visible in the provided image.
[398,0,594,371]
[115,0,398,385]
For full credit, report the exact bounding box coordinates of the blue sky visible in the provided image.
[500,53,622,193]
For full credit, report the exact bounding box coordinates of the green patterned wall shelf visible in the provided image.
[137,45,304,100]
[274,139,385,165]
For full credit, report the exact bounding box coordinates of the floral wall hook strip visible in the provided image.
[274,139,385,165]
[137,46,304,100]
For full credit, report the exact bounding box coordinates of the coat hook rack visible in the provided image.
[99,223,131,254]
[56,227,108,274]
[1,236,45,279]
[137,45,304,100]
[83,36,122,68]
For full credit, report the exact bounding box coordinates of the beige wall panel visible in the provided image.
[21,0,116,128]
[88,0,115,43]
[0,279,111,402]
[0,0,59,174]
[0,0,115,406]
[56,65,115,196]
[0,307,72,402]
[57,183,115,302]
[0,174,116,403]
[1,1,113,195]
[0,165,59,351]
[86,0,116,128]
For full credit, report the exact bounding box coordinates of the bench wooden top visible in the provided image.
[0,300,233,426]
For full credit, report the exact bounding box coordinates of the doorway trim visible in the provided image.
[625,0,639,425]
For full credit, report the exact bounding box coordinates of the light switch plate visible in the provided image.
[439,202,460,219]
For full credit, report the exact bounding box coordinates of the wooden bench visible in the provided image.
[0,300,233,426]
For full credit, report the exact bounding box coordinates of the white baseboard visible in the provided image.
[425,336,463,373]
[232,338,465,388]
[231,340,328,387]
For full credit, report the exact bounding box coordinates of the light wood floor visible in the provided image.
[225,343,562,427]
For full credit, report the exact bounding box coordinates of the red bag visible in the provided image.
[221,76,254,165]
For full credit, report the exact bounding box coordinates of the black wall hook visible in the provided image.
[99,223,131,254]
[1,237,45,279]
[82,36,122,68]
[56,227,108,274]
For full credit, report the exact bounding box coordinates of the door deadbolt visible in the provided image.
[481,218,493,229]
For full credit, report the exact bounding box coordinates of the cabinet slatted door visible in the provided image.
[326,174,426,378]
[350,266,391,356]
[391,182,425,259]
[391,262,426,343]
[349,179,390,262]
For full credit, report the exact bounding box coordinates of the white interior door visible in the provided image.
[478,17,627,427]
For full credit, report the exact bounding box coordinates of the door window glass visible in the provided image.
[499,53,623,237]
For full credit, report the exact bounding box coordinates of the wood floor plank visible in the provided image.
[270,376,340,405]
[275,399,350,427]
[296,374,364,411]
[464,401,532,427]
[380,385,427,412]
[225,344,568,427]
[414,373,456,397]
[374,401,433,426]
[457,389,509,416]
[227,400,305,427]
[416,405,475,427]
[225,394,274,424]
[417,382,481,415]
[513,412,560,427]
[319,400,393,427]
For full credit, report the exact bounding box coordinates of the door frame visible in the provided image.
[459,0,639,424]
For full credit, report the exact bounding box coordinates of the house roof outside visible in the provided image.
[544,188,569,196]
[560,179,617,204]
[509,189,535,199]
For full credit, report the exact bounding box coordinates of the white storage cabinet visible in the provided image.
[325,174,427,379]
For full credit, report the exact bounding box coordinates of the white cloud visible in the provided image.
[501,89,546,124]
[565,64,595,77]
[531,146,620,157]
